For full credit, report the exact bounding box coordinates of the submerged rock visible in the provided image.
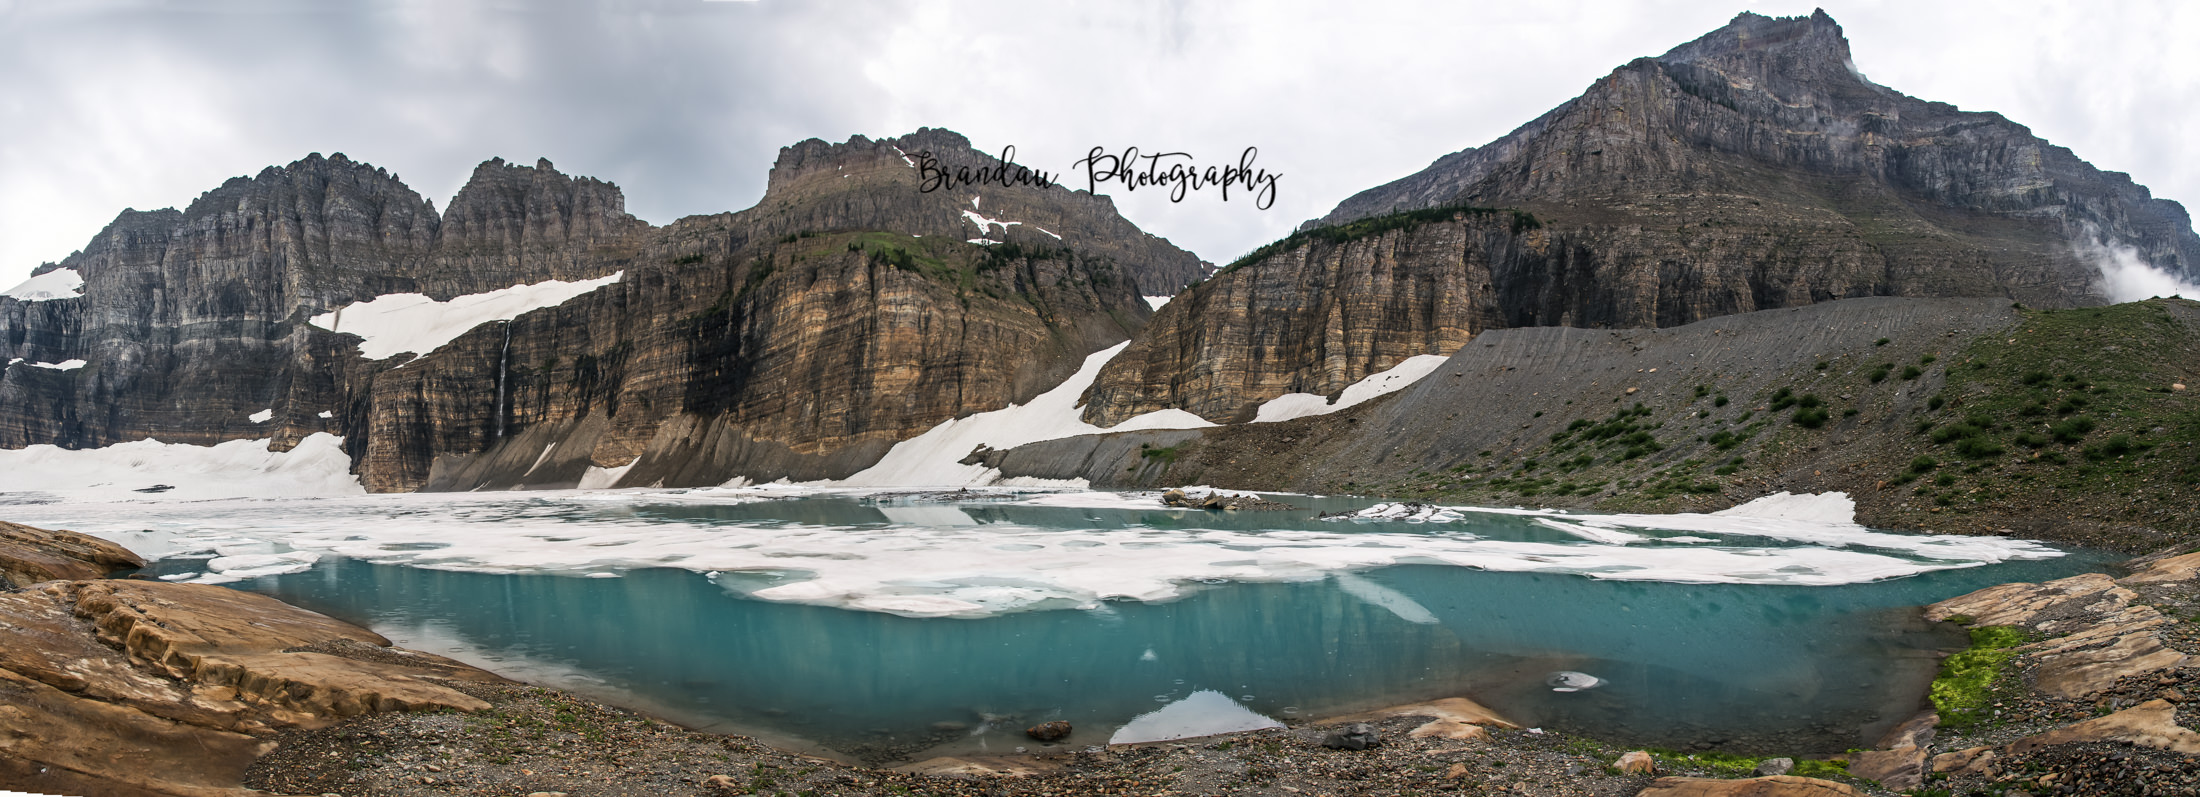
[1547,670,1605,692]
[1025,720,1072,742]
[1320,722,1379,750]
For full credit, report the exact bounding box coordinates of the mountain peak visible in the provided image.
[1658,9,1864,93]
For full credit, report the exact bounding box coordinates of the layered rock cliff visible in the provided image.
[1,130,1202,491]
[1082,10,2200,425]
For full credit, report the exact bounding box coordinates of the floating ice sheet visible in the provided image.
[7,485,2063,619]
[0,433,363,503]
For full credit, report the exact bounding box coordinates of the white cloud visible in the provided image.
[0,1,2194,288]
[2076,226,2200,302]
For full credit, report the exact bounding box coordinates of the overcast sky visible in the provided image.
[1,0,2195,289]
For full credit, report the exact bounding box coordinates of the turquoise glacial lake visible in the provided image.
[19,488,2112,764]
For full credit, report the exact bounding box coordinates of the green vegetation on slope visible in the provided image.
[1357,300,2198,544]
[1893,302,2200,526]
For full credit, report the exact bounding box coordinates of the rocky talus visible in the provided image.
[1,129,1204,491]
[1086,10,2200,425]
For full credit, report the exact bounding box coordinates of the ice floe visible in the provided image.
[5,481,2064,619]
[26,359,87,371]
[1110,690,1285,744]
[309,272,623,362]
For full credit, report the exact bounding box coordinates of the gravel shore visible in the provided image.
[239,673,1901,797]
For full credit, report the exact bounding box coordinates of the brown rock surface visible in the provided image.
[1636,775,1863,797]
[1615,750,1656,774]
[0,520,144,588]
[0,526,506,796]
[1316,696,1519,730]
[1937,699,2200,777]
[1927,572,2190,699]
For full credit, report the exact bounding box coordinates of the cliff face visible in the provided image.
[2,130,1188,492]
[751,129,1211,296]
[1081,209,1526,425]
[1084,10,2200,425]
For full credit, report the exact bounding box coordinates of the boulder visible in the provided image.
[1846,746,1926,791]
[1320,722,1378,750]
[1025,720,1071,742]
[1752,758,1794,776]
[1616,750,1656,774]
[1637,776,1862,796]
[1406,719,1490,741]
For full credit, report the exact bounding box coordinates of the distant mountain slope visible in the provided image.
[0,131,1208,491]
[1079,10,2200,427]
[1016,296,2200,552]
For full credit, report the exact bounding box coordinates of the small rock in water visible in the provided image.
[1026,720,1072,742]
[1320,722,1378,750]
[1616,750,1656,774]
[1547,670,1605,692]
[1754,757,1794,776]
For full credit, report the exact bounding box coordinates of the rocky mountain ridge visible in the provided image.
[1080,10,2200,428]
[0,130,1207,491]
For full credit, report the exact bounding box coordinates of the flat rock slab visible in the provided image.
[0,565,507,797]
[1926,572,2188,699]
[2119,550,2200,584]
[0,520,143,588]
[1637,775,1863,796]
[893,755,1067,778]
[1317,696,1519,730]
[1935,699,2200,776]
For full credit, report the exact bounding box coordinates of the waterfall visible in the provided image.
[493,321,511,439]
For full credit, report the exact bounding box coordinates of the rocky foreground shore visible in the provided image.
[7,518,2200,797]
